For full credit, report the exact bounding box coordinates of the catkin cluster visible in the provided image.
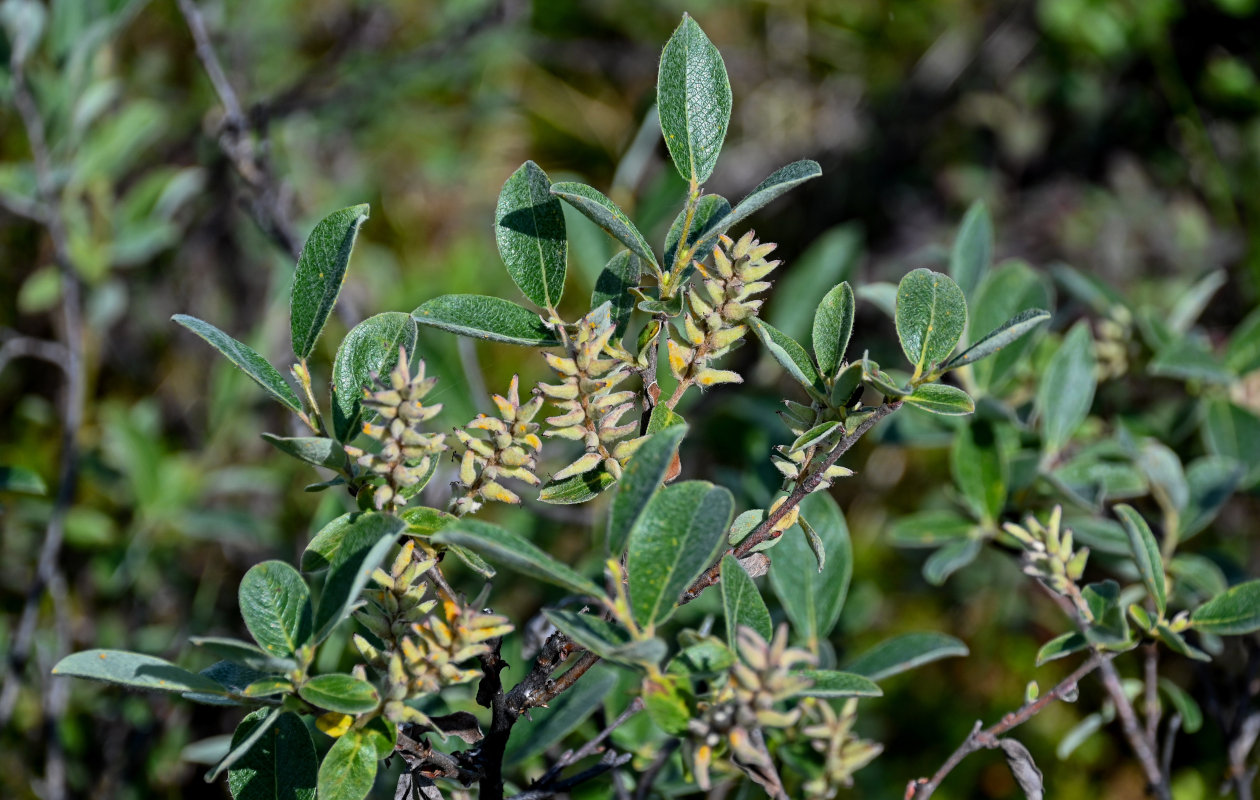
[668,231,780,390]
[540,303,642,481]
[345,351,448,511]
[1003,506,1089,601]
[354,540,512,721]
[799,698,884,797]
[773,402,855,490]
[451,375,543,515]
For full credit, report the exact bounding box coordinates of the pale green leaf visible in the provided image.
[412,295,561,347]
[812,282,855,379]
[297,674,379,714]
[496,161,567,308]
[52,649,228,696]
[904,383,974,416]
[843,632,969,681]
[290,205,370,359]
[172,315,301,413]
[433,520,603,598]
[949,200,992,298]
[943,309,1051,371]
[316,730,377,800]
[791,670,882,698]
[1036,322,1097,455]
[895,268,967,375]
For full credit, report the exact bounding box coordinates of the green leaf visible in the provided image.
[1181,457,1244,539]
[297,674,379,714]
[1149,337,1233,385]
[0,465,46,495]
[1190,580,1260,635]
[788,421,843,455]
[302,511,398,572]
[316,730,377,800]
[722,160,823,233]
[769,492,851,649]
[172,315,302,413]
[1225,305,1260,375]
[647,402,686,435]
[904,383,974,416]
[52,649,229,696]
[550,182,658,270]
[261,435,346,471]
[188,637,296,673]
[238,561,312,658]
[664,194,729,268]
[1081,580,1130,647]
[843,632,970,681]
[496,161,567,308]
[505,665,617,767]
[433,519,603,598]
[968,262,1052,390]
[227,709,317,800]
[208,708,280,782]
[749,317,825,400]
[591,251,642,340]
[949,200,993,298]
[895,268,967,376]
[943,309,1051,371]
[1115,504,1167,618]
[861,356,910,398]
[952,420,1006,523]
[1154,623,1210,662]
[538,464,617,505]
[791,670,882,698]
[1158,678,1203,733]
[668,641,736,676]
[607,425,688,557]
[1037,323,1097,455]
[657,13,731,184]
[331,311,417,421]
[1169,553,1228,603]
[812,282,855,379]
[313,515,405,643]
[1168,270,1226,333]
[721,554,772,647]
[543,609,665,668]
[1201,399,1260,488]
[643,674,692,734]
[888,510,974,548]
[1035,632,1089,666]
[412,294,561,347]
[290,205,370,359]
[923,538,981,585]
[627,481,735,629]
[400,506,457,538]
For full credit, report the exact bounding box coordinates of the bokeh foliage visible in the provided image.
[3,0,1260,798]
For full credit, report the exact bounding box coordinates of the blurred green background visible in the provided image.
[3,0,1259,797]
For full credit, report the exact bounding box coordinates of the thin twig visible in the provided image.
[634,738,680,800]
[1144,643,1160,746]
[0,41,86,800]
[1097,656,1171,800]
[906,655,1103,799]
[681,400,901,602]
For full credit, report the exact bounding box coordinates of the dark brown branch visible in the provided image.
[906,654,1103,799]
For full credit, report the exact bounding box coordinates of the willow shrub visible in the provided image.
[53,13,1260,800]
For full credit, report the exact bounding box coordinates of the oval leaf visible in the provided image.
[627,481,735,629]
[539,464,617,505]
[239,561,312,658]
[607,425,689,557]
[721,554,772,646]
[291,205,370,359]
[412,294,561,347]
[433,519,603,599]
[769,492,851,650]
[496,161,567,308]
[261,434,346,471]
[52,649,228,696]
[332,312,417,420]
[657,14,731,184]
[227,709,317,800]
[792,669,882,698]
[209,707,281,782]
[813,282,855,379]
[298,674,379,714]
[1115,504,1166,618]
[723,160,823,233]
[316,729,377,800]
[843,632,970,681]
[749,317,825,399]
[943,309,1051,371]
[313,514,405,643]
[949,199,993,298]
[895,268,967,376]
[550,182,659,270]
[1036,322,1097,456]
[544,609,664,668]
[173,315,302,413]
[951,420,1006,523]
[904,382,975,416]
[592,251,642,339]
[1190,579,1260,635]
